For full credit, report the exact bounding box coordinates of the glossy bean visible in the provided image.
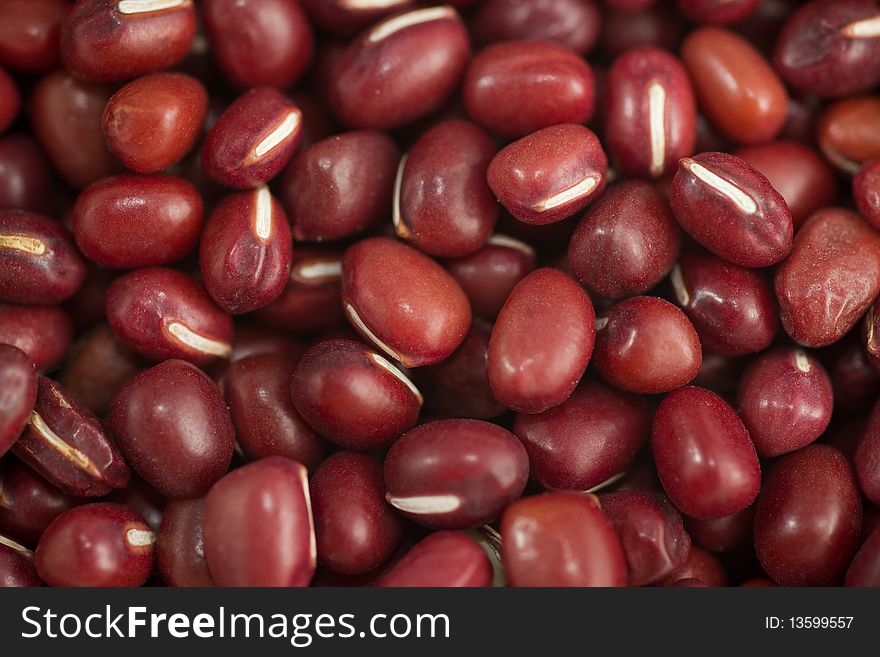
[376,531,491,587]
[156,498,214,587]
[0,345,36,457]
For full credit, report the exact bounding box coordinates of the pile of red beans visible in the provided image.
[2,0,880,588]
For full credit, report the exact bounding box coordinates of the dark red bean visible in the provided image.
[818,96,880,173]
[845,528,880,587]
[104,474,164,533]
[0,135,55,214]
[0,536,40,587]
[203,456,315,587]
[604,47,695,179]
[291,339,422,451]
[73,174,204,269]
[487,124,608,225]
[14,377,130,497]
[684,506,755,554]
[488,268,595,413]
[601,1,684,58]
[773,0,880,98]
[300,0,412,38]
[737,348,833,457]
[856,402,880,505]
[0,66,19,135]
[502,491,627,587]
[652,386,760,519]
[342,237,471,368]
[568,181,681,299]
[35,503,154,587]
[854,159,880,231]
[108,359,235,499]
[0,304,72,373]
[221,354,326,472]
[681,27,788,144]
[594,296,701,394]
[677,0,759,24]
[102,72,208,174]
[0,210,86,305]
[661,545,728,587]
[824,333,880,416]
[376,531,491,587]
[106,267,233,365]
[600,490,692,586]
[735,141,838,228]
[328,6,470,130]
[281,130,399,242]
[0,345,36,458]
[156,498,214,587]
[202,0,313,89]
[385,419,528,529]
[444,235,537,320]
[60,0,196,82]
[670,251,777,356]
[670,152,793,267]
[311,452,402,575]
[394,119,498,257]
[225,323,306,365]
[514,380,649,491]
[0,0,67,73]
[0,459,79,547]
[775,208,880,347]
[755,445,862,586]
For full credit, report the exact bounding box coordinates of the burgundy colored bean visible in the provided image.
[737,348,833,457]
[444,235,537,320]
[594,296,701,394]
[281,130,399,242]
[677,0,759,24]
[854,159,880,231]
[856,402,880,505]
[291,339,422,451]
[604,47,696,179]
[73,174,204,269]
[104,474,164,533]
[0,0,67,73]
[681,27,788,144]
[385,419,528,529]
[221,354,326,472]
[488,268,595,413]
[225,324,306,365]
[601,1,684,58]
[487,124,608,225]
[600,490,692,586]
[0,345,36,457]
[342,237,471,368]
[734,141,838,227]
[0,66,19,135]
[824,333,880,416]
[652,386,760,519]
[670,152,793,267]
[376,531,491,587]
[105,267,233,365]
[0,459,79,548]
[684,506,754,554]
[60,0,196,82]
[102,72,208,174]
[300,0,412,38]
[773,0,880,98]
[670,251,778,356]
[463,41,594,140]
[202,0,313,89]
[818,96,880,173]
[35,503,154,587]
[156,498,214,587]
[0,210,86,305]
[416,322,506,420]
[0,135,55,214]
[661,545,728,587]
[203,456,315,587]
[0,304,72,373]
[202,87,303,190]
[755,445,862,586]
[328,6,470,130]
[501,491,627,587]
[775,208,880,347]
[199,186,292,314]
[0,536,40,587]
[394,120,498,257]
[514,380,650,491]
[568,181,681,299]
[108,359,235,499]
[29,71,120,189]
[256,249,345,335]
[845,528,880,587]
[14,377,130,497]
[311,452,402,575]
[470,0,601,54]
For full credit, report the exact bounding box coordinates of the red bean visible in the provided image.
[0,135,55,214]
[203,456,315,587]
[35,503,155,587]
[0,66,19,135]
[677,0,759,24]
[502,491,627,586]
[385,419,529,529]
[488,268,595,413]
[487,124,608,225]
[0,304,72,373]
[299,0,412,38]
[845,528,880,587]
[0,459,80,547]
[0,536,40,587]
[156,497,214,587]
[107,359,235,499]
[514,379,650,491]
[818,96,880,173]
[754,445,862,586]
[376,531,492,587]
[856,402,880,505]
[311,452,402,575]
[0,344,36,457]
[661,545,728,587]
[0,0,67,73]
[684,506,755,554]
[601,1,684,58]
[652,386,760,519]
[775,208,880,347]
[854,159,880,231]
